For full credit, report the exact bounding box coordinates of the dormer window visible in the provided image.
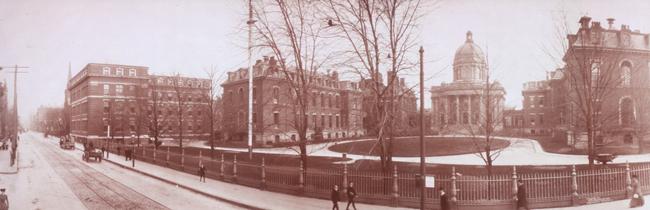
[129,68,137,77]
[116,68,124,76]
[102,67,111,75]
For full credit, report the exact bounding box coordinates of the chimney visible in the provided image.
[591,21,601,29]
[606,18,615,29]
[579,16,591,29]
[263,56,269,62]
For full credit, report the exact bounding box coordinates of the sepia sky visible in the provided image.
[1,0,649,126]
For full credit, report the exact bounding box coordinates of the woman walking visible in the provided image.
[630,174,644,208]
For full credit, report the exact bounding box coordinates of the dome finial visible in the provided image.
[466,31,473,43]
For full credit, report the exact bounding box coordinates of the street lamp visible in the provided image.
[418,46,426,210]
[132,134,136,167]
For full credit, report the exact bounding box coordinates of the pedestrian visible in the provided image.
[630,174,645,208]
[516,179,529,210]
[125,148,131,161]
[198,163,206,182]
[331,184,340,210]
[346,181,357,210]
[101,146,106,158]
[439,187,450,210]
[0,188,8,210]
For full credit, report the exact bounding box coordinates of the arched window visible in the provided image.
[621,61,632,87]
[462,112,469,124]
[620,97,635,125]
[591,60,600,85]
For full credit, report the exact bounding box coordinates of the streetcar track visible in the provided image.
[36,137,169,210]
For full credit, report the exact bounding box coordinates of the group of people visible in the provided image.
[330,182,358,210]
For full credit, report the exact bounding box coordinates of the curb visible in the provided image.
[0,150,19,175]
[103,157,263,210]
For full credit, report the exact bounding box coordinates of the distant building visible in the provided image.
[431,31,506,134]
[33,106,64,135]
[221,56,365,145]
[67,63,211,144]
[360,72,418,137]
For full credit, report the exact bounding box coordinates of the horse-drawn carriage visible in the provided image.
[59,135,75,150]
[82,143,103,162]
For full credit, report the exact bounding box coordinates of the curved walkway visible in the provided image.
[187,136,650,166]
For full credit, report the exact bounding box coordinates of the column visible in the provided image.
[455,95,460,125]
[468,95,473,125]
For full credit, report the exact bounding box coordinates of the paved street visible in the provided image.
[0,132,243,210]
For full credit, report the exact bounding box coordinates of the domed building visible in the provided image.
[430,31,506,134]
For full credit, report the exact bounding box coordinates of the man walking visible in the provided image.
[439,187,450,210]
[516,179,529,210]
[346,182,357,210]
[331,184,340,210]
[0,188,8,210]
[198,163,207,182]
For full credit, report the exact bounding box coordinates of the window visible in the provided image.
[539,114,544,125]
[621,61,632,87]
[620,97,635,125]
[591,60,601,85]
[103,101,110,113]
[239,88,245,102]
[116,85,123,95]
[116,68,124,76]
[328,115,332,128]
[321,114,325,127]
[253,112,257,123]
[328,95,332,108]
[102,67,111,75]
[129,68,136,77]
[320,94,325,107]
[273,112,280,124]
[335,95,340,108]
[103,84,110,95]
[312,92,317,106]
[272,87,279,104]
[335,116,340,128]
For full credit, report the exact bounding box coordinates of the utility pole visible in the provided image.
[418,46,426,210]
[0,65,29,141]
[246,0,256,160]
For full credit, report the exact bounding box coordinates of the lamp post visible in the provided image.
[246,0,256,160]
[132,134,136,167]
[419,46,426,210]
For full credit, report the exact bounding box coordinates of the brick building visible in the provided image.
[221,56,365,145]
[561,17,650,149]
[67,63,210,144]
[360,72,418,137]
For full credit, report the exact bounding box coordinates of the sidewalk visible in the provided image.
[102,150,413,210]
[0,141,17,174]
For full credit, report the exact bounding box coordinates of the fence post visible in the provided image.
[626,161,632,198]
[153,147,156,161]
[142,146,145,156]
[571,165,579,205]
[299,160,305,194]
[233,154,238,183]
[199,150,203,165]
[512,166,518,203]
[181,148,185,171]
[343,163,349,197]
[450,166,457,204]
[261,157,266,190]
[220,153,225,180]
[166,147,170,166]
[392,165,399,206]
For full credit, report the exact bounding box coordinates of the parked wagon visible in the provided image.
[83,148,103,162]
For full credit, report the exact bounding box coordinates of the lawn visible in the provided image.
[328,137,510,157]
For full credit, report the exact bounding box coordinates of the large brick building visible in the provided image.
[67,63,210,144]
[505,17,650,151]
[221,56,365,145]
[561,17,650,149]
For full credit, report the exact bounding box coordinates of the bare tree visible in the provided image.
[252,0,337,170]
[171,74,189,148]
[203,66,226,158]
[325,0,428,171]
[148,78,169,148]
